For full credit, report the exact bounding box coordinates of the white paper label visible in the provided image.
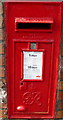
[23,51,43,80]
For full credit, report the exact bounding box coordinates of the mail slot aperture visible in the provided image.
[17,23,51,29]
[15,17,53,32]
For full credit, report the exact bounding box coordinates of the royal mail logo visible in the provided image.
[23,92,42,106]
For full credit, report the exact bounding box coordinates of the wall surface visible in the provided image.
[0,1,63,119]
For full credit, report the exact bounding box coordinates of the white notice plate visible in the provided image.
[23,51,43,80]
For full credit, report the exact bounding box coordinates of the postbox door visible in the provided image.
[14,40,54,114]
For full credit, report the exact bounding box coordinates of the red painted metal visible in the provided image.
[62,2,63,17]
[5,2,62,119]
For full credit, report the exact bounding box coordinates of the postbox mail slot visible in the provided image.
[15,17,53,32]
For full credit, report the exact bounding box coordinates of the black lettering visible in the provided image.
[32,67,37,69]
[28,66,31,68]
[29,54,37,57]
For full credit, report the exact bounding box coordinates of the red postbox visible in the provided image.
[5,2,62,119]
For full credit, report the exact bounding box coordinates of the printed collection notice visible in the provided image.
[23,51,43,80]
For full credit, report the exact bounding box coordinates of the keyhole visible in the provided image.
[21,82,24,85]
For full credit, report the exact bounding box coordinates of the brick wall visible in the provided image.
[55,5,63,118]
[0,2,63,119]
[0,2,7,119]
